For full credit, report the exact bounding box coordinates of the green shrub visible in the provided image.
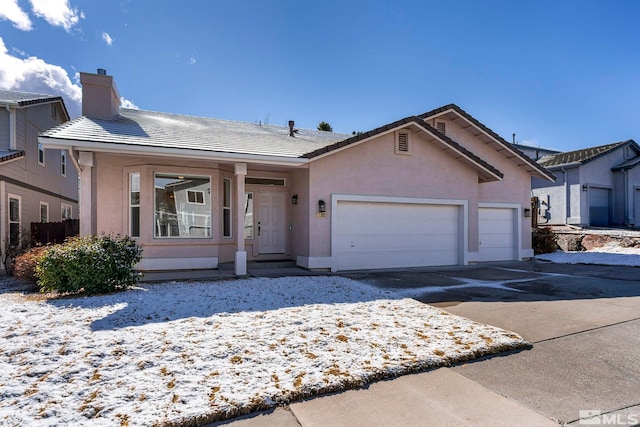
[36,235,143,295]
[13,246,49,283]
[532,227,558,255]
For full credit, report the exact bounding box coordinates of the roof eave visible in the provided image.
[38,136,310,167]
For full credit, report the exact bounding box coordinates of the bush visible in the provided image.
[36,235,143,295]
[532,227,558,254]
[13,246,49,283]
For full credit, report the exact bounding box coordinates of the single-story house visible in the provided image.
[532,140,640,227]
[0,90,79,258]
[39,70,554,274]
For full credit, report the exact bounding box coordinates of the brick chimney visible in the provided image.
[80,68,120,119]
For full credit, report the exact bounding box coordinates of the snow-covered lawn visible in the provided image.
[536,243,640,266]
[0,275,527,426]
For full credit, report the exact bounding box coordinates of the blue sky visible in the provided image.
[1,0,639,151]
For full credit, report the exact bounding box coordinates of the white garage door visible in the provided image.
[334,201,460,271]
[478,207,516,262]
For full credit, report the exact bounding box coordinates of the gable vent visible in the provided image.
[436,121,446,135]
[396,131,409,153]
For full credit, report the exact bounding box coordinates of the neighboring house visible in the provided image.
[532,140,640,227]
[0,90,79,255]
[511,143,561,161]
[39,70,554,274]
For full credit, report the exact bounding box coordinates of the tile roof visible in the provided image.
[538,140,635,168]
[0,89,70,120]
[0,150,25,164]
[41,109,351,159]
[418,104,555,181]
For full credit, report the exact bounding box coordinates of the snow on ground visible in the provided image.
[0,275,527,426]
[536,242,640,266]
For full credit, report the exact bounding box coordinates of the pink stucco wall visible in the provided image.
[307,127,480,258]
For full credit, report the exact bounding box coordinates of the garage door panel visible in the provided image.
[335,201,460,271]
[478,207,515,262]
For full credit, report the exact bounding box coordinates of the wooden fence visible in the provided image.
[31,219,79,245]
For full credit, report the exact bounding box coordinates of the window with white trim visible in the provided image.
[61,151,67,177]
[395,131,410,154]
[130,173,140,237]
[38,144,45,166]
[8,196,20,247]
[40,202,49,223]
[187,190,205,204]
[244,192,254,239]
[61,203,72,220]
[223,178,232,238]
[154,174,211,238]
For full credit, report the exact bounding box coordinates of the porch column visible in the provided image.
[78,151,94,236]
[234,163,247,275]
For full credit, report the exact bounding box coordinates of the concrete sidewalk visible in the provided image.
[205,262,640,427]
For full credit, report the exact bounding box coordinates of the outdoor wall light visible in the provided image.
[291,194,298,205]
[582,184,589,192]
[318,199,326,213]
[524,208,531,218]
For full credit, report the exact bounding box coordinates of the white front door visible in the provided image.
[257,191,286,254]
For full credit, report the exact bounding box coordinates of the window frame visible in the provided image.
[61,203,72,220]
[61,151,67,177]
[39,201,49,223]
[38,143,45,166]
[223,178,232,238]
[154,173,212,239]
[244,191,254,239]
[8,195,21,247]
[129,173,140,238]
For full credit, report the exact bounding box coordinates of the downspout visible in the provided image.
[561,167,568,224]
[5,105,16,150]
[623,169,628,226]
[68,148,82,172]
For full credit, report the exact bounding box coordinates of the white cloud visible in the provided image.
[0,37,81,117]
[120,97,138,110]
[189,55,196,65]
[102,32,114,46]
[29,0,83,32]
[0,0,33,30]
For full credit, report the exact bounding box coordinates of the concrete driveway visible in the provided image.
[212,261,640,426]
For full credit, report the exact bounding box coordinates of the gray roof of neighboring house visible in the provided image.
[0,89,70,119]
[0,150,25,163]
[538,140,636,168]
[41,108,351,158]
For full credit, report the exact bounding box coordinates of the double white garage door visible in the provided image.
[334,200,516,271]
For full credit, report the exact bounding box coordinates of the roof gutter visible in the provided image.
[4,105,16,150]
[38,136,310,167]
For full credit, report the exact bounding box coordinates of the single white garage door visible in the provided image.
[334,201,460,271]
[478,207,516,262]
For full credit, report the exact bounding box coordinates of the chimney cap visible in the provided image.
[97,68,107,75]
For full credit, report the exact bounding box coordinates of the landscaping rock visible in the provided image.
[581,235,615,251]
[556,234,583,252]
[619,237,640,248]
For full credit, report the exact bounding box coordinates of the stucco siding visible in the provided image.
[307,128,480,258]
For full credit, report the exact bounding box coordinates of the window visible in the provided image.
[395,131,410,154]
[130,173,140,238]
[223,178,232,238]
[61,203,72,220]
[38,144,45,166]
[8,196,20,247]
[40,202,49,223]
[436,121,446,135]
[244,192,254,239]
[61,151,67,177]
[155,174,211,238]
[187,190,205,204]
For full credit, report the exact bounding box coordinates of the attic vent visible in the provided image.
[436,121,446,135]
[396,131,410,154]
